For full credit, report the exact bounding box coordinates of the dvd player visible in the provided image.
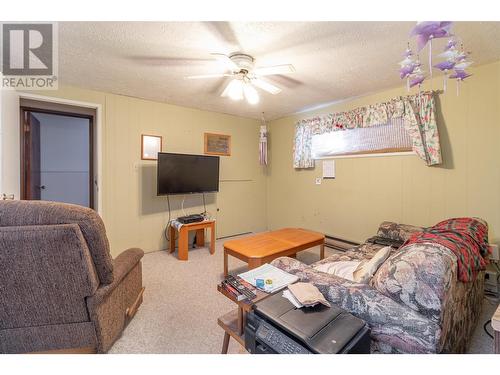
[177,214,205,224]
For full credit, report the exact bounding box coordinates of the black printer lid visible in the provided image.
[254,291,366,354]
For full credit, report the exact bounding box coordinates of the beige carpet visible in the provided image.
[109,236,498,354]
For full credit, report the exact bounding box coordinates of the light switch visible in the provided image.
[322,159,335,179]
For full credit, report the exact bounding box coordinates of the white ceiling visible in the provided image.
[59,22,500,120]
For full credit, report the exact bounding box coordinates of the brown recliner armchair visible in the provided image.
[0,200,144,353]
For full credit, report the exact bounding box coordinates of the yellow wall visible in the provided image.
[267,61,500,243]
[31,86,267,257]
[26,60,500,255]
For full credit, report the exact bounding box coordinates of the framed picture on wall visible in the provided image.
[204,133,231,156]
[141,134,162,160]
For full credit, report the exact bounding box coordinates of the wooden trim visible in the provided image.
[20,106,95,120]
[141,134,163,160]
[20,98,97,117]
[204,132,231,156]
[29,346,96,354]
[89,116,94,208]
[19,108,28,200]
[125,286,145,324]
[324,146,412,158]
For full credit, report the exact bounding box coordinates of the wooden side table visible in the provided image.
[217,284,269,354]
[169,220,215,260]
[492,303,500,354]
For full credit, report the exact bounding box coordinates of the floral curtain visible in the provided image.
[293,92,442,168]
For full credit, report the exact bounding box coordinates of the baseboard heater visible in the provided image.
[324,235,360,252]
[216,232,359,252]
[217,232,253,240]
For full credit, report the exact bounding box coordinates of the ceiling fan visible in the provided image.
[186,53,295,105]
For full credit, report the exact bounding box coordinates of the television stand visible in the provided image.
[169,219,215,261]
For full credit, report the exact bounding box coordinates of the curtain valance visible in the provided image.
[293,92,442,168]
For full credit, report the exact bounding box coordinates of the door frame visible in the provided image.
[20,107,95,208]
[18,93,103,216]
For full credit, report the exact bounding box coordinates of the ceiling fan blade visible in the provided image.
[186,73,232,79]
[211,53,239,72]
[220,80,233,97]
[253,64,295,76]
[129,56,213,66]
[204,22,242,52]
[251,78,282,95]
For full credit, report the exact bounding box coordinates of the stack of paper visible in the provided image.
[282,289,303,308]
[238,263,299,293]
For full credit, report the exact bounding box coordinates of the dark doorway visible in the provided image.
[20,107,94,208]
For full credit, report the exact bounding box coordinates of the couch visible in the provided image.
[0,200,144,353]
[271,220,486,353]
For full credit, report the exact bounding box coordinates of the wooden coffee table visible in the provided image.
[223,228,325,277]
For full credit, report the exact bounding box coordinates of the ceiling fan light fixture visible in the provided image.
[225,79,244,101]
[243,83,259,105]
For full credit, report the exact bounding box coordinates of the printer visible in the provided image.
[245,292,370,354]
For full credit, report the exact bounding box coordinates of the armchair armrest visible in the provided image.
[91,248,144,304]
[271,257,441,353]
[86,248,144,352]
[114,248,144,282]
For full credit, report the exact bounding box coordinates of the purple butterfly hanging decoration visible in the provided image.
[449,69,472,80]
[451,67,473,96]
[399,44,420,91]
[409,63,425,91]
[410,21,453,77]
[435,40,473,94]
[433,39,457,91]
[399,22,472,95]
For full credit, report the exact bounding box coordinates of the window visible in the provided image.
[311,117,412,158]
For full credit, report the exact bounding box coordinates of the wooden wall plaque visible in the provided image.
[204,133,231,156]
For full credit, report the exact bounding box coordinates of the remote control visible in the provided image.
[226,275,257,300]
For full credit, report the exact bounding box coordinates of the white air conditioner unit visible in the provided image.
[485,244,500,297]
[490,243,499,262]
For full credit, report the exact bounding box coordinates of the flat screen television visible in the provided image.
[157,152,220,195]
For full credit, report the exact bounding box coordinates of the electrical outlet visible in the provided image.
[315,178,322,185]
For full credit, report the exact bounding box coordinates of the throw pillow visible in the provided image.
[376,221,425,242]
[314,260,361,281]
[353,246,392,283]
